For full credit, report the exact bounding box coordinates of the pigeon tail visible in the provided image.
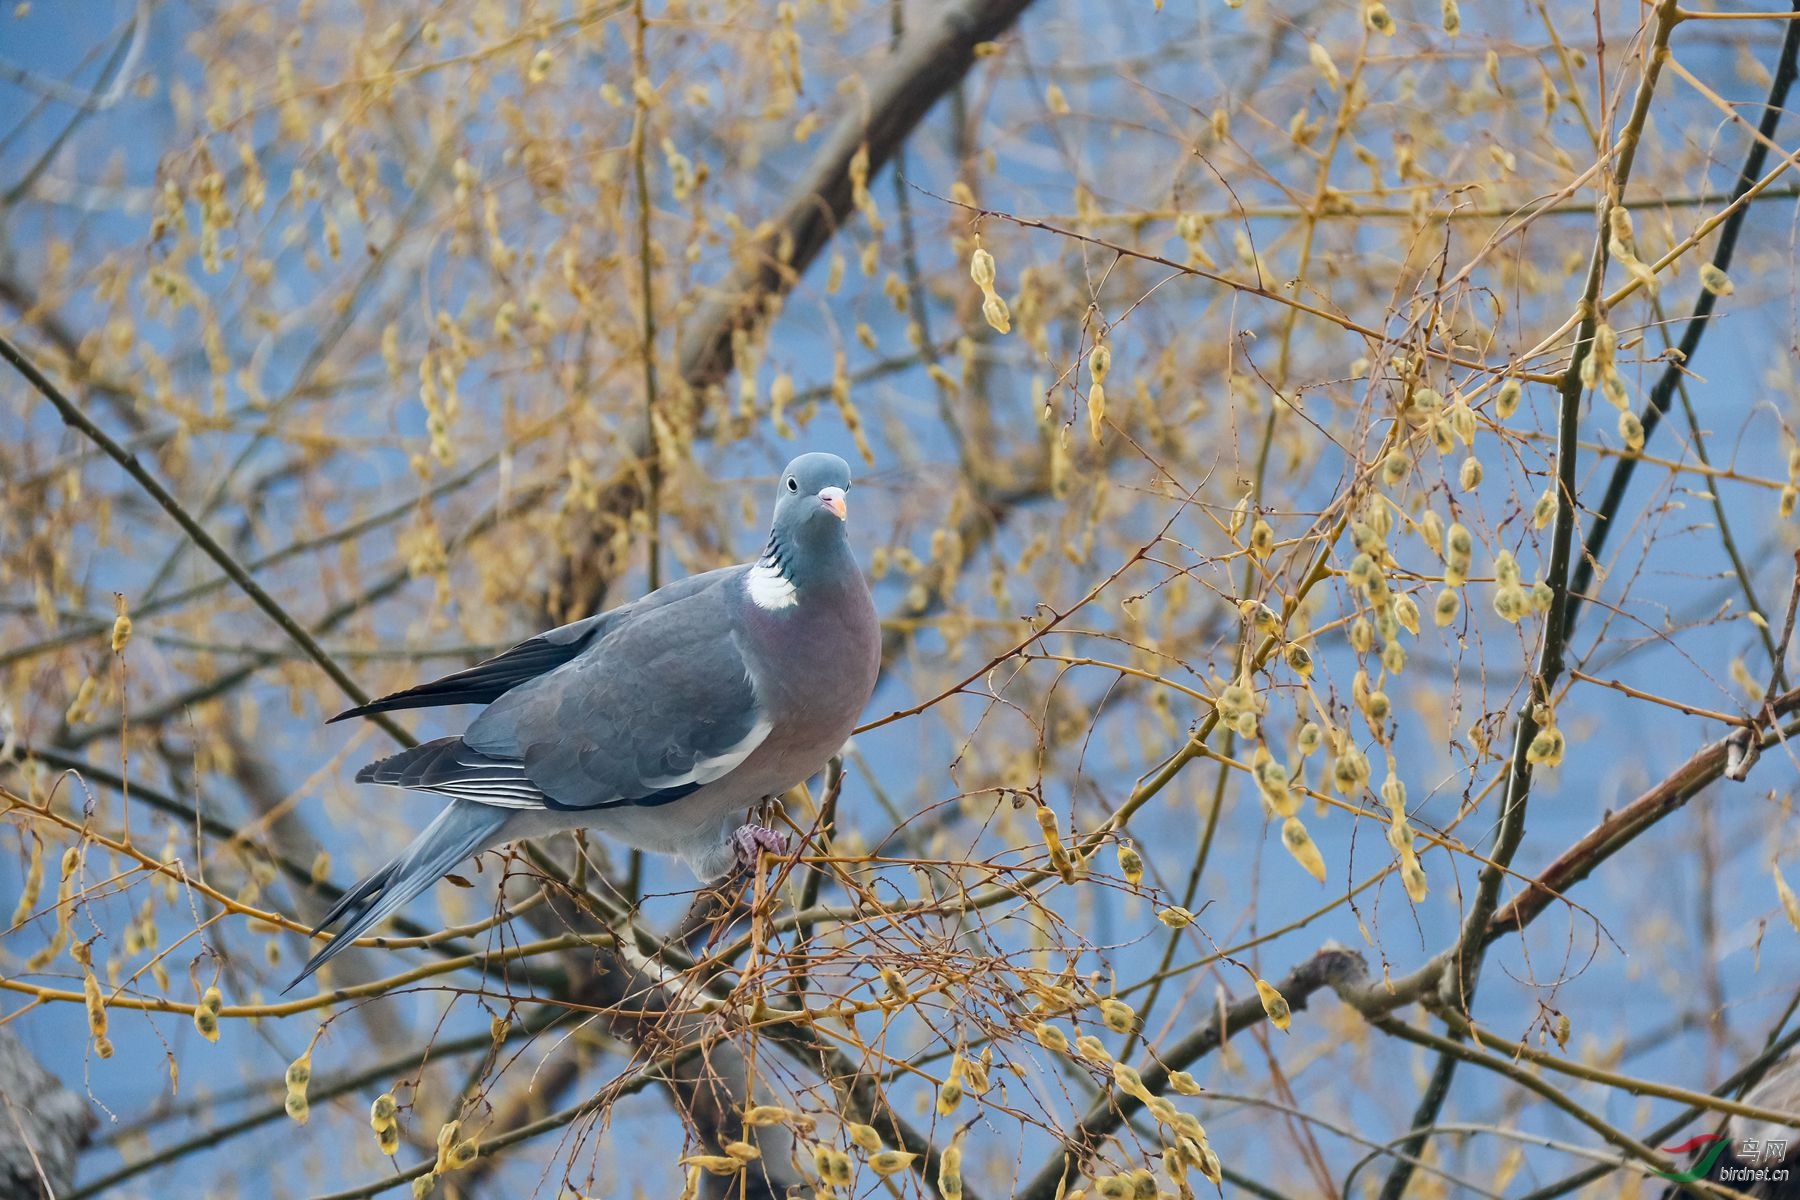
[285,800,508,992]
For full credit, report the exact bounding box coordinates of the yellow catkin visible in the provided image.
[82,966,110,1056]
[684,1154,744,1176]
[1035,805,1076,883]
[1775,866,1800,933]
[868,1149,917,1177]
[1098,997,1135,1034]
[11,837,44,926]
[195,984,223,1043]
[1156,904,1195,928]
[938,1128,966,1200]
[1116,840,1144,886]
[1255,978,1292,1031]
[284,1051,312,1124]
[1282,818,1327,882]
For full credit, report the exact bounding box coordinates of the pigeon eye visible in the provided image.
[785,476,798,492]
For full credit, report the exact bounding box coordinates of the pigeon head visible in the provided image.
[757,452,856,599]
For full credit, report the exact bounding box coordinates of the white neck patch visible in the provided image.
[746,557,798,610]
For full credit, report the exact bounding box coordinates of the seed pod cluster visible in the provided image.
[1035,805,1078,883]
[1098,996,1136,1034]
[1282,817,1327,882]
[969,244,1011,334]
[371,1092,400,1156]
[1087,337,1110,441]
[1255,978,1292,1031]
[194,985,223,1043]
[284,1051,312,1123]
[1252,745,1296,817]
[1115,840,1144,886]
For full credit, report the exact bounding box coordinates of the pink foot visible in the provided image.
[729,822,791,870]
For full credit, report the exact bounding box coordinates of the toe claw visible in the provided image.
[729,823,791,870]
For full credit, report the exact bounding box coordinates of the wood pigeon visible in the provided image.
[288,452,880,989]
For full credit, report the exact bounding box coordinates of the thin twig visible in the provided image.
[0,330,410,747]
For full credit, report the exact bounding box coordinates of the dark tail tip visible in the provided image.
[283,862,398,993]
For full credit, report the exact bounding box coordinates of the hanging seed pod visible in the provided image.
[1112,1062,1153,1103]
[1526,725,1565,767]
[445,1139,478,1171]
[1402,858,1429,903]
[1284,643,1313,678]
[1168,1070,1202,1096]
[1095,1174,1132,1200]
[1493,584,1528,624]
[1459,456,1483,491]
[82,967,110,1057]
[1495,379,1520,418]
[1775,866,1800,932]
[1076,1035,1112,1063]
[1249,518,1275,559]
[868,1149,918,1177]
[1381,640,1407,675]
[377,1122,401,1156]
[938,1128,965,1200]
[982,291,1011,334]
[1444,522,1472,585]
[1253,748,1296,817]
[1380,449,1409,486]
[1098,997,1136,1034]
[1701,264,1733,296]
[846,1122,882,1151]
[969,247,995,290]
[1035,805,1077,883]
[11,838,43,927]
[1618,408,1645,452]
[284,1051,312,1124]
[195,985,223,1043]
[1034,1022,1070,1052]
[1254,978,1291,1031]
[936,1076,963,1115]
[1494,548,1519,587]
[1448,403,1477,446]
[1532,486,1558,530]
[1156,905,1196,928]
[1297,722,1323,756]
[687,1153,747,1176]
[743,1105,792,1128]
[1282,818,1327,882]
[1332,743,1370,794]
[1116,841,1144,886]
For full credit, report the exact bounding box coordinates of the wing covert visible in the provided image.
[463,574,767,810]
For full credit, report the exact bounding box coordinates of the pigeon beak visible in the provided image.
[818,486,848,520]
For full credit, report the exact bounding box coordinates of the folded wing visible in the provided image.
[349,570,768,812]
